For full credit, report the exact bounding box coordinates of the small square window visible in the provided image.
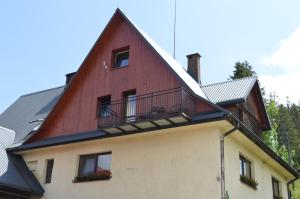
[27,160,38,173]
[113,48,129,68]
[76,152,112,182]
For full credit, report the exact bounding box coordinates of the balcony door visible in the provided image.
[124,91,136,122]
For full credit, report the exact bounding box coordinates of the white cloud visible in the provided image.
[262,27,300,71]
[259,72,300,104]
[259,27,300,104]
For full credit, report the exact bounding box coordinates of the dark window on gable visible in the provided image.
[45,159,54,183]
[240,155,252,179]
[272,177,281,198]
[97,95,111,118]
[113,47,129,68]
[76,152,112,182]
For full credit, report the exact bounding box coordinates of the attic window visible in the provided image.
[112,47,129,68]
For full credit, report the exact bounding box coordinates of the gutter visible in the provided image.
[220,121,238,199]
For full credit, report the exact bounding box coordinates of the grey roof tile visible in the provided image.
[0,86,64,144]
[201,76,257,104]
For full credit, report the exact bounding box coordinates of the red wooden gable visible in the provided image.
[29,9,215,142]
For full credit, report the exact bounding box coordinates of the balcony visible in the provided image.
[98,87,197,134]
[232,105,262,137]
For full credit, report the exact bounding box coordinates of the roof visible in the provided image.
[116,9,207,99]
[0,86,64,144]
[0,153,44,196]
[201,76,257,104]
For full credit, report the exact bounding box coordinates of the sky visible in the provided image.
[1,0,300,113]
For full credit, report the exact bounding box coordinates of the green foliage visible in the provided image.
[262,96,298,167]
[230,61,256,80]
[262,99,279,152]
[291,180,300,199]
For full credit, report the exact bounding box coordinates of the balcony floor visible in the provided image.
[101,113,190,134]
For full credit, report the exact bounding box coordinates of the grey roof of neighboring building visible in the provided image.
[201,76,257,104]
[0,153,44,196]
[0,86,64,144]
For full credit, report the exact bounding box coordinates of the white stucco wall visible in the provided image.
[225,132,290,199]
[18,121,294,199]
[20,123,224,199]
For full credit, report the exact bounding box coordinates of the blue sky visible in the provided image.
[1,0,300,113]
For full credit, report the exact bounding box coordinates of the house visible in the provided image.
[0,8,299,199]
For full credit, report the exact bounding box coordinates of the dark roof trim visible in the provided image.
[229,113,299,178]
[216,98,245,106]
[9,112,227,152]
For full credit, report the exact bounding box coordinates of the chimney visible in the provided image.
[186,53,201,85]
[65,72,76,86]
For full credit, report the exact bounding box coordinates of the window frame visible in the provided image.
[240,155,252,179]
[123,90,137,122]
[75,152,112,182]
[111,46,129,68]
[97,95,112,118]
[272,177,281,198]
[45,159,54,184]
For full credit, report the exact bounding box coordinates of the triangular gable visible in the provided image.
[27,8,218,142]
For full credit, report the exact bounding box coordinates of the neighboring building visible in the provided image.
[0,8,299,199]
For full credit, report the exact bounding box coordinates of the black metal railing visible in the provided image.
[232,105,262,136]
[98,87,197,128]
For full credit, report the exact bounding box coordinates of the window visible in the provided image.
[240,155,252,178]
[76,152,112,182]
[239,155,258,189]
[97,95,111,118]
[113,47,129,68]
[272,177,281,198]
[124,91,136,122]
[27,160,38,173]
[45,159,54,183]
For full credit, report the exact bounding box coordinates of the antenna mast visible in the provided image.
[173,0,177,59]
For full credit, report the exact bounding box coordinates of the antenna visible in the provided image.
[173,0,177,59]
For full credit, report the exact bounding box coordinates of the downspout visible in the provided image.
[220,124,239,199]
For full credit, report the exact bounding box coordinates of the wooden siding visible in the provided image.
[30,12,214,142]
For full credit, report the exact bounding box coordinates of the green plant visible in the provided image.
[73,170,111,182]
[273,196,283,199]
[240,175,258,190]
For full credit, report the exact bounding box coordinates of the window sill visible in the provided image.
[72,175,111,183]
[109,65,129,71]
[240,175,258,190]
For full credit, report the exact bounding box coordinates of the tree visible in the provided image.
[229,61,256,80]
